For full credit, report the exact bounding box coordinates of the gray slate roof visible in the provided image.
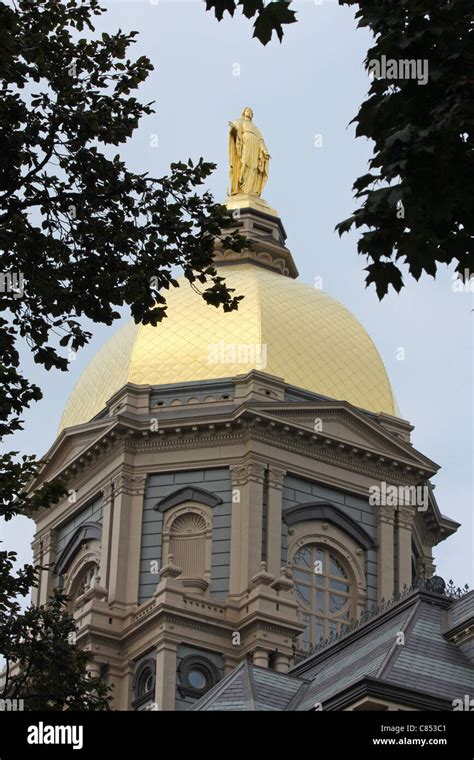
[192,589,474,711]
[190,660,306,711]
[293,591,474,709]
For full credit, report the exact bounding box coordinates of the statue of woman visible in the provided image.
[228,107,271,197]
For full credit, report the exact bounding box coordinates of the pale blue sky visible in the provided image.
[2,0,472,588]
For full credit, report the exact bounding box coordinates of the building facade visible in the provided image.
[27,203,470,711]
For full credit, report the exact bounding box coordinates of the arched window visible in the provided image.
[169,512,207,578]
[67,561,99,611]
[132,659,156,710]
[136,667,154,698]
[292,544,355,651]
[76,564,99,596]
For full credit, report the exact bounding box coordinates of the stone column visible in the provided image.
[223,655,240,677]
[273,653,290,673]
[108,662,130,710]
[31,536,42,606]
[420,531,437,579]
[106,473,136,604]
[252,649,269,668]
[37,530,57,605]
[155,641,178,711]
[266,467,285,578]
[396,505,415,592]
[377,505,395,603]
[229,461,265,594]
[125,475,147,604]
[86,661,102,680]
[100,481,114,593]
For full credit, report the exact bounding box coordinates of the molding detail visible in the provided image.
[154,486,222,513]
[55,522,102,576]
[268,466,286,489]
[397,505,416,530]
[230,461,266,485]
[378,504,396,525]
[283,502,375,550]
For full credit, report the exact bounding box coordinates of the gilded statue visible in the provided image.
[228,107,270,197]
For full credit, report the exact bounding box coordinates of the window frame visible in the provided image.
[292,543,355,650]
[177,655,219,699]
[132,658,156,710]
[161,502,213,582]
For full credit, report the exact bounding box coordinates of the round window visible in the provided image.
[188,668,207,690]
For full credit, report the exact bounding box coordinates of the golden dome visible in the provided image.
[59,263,397,431]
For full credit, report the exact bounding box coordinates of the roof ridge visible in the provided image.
[285,682,311,712]
[375,595,420,679]
[189,660,247,711]
[242,659,257,710]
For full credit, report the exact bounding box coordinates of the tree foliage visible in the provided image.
[0,0,242,708]
[0,0,243,517]
[0,560,111,711]
[337,0,473,297]
[205,0,297,44]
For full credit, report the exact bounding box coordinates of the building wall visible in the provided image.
[55,496,103,556]
[139,468,232,604]
[281,474,378,607]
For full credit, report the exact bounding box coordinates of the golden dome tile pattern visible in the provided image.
[59,264,397,431]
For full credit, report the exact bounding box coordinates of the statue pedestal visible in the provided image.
[225,193,279,218]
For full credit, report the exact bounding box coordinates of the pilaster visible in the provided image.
[229,460,265,594]
[155,641,178,711]
[396,505,415,592]
[377,504,395,603]
[36,530,57,606]
[106,472,146,605]
[266,466,285,578]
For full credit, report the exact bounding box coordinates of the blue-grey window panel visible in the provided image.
[138,468,231,604]
[56,496,103,557]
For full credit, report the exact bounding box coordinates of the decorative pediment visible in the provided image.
[246,402,438,473]
[26,418,114,493]
[283,501,375,550]
[154,486,223,513]
[55,521,102,576]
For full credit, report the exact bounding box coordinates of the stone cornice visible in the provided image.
[421,529,440,548]
[41,402,436,490]
[30,402,450,544]
[264,406,409,458]
[113,418,430,485]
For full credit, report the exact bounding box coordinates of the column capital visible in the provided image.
[230,461,266,485]
[103,472,147,501]
[34,527,57,555]
[268,466,286,490]
[397,504,415,530]
[422,530,438,548]
[378,504,396,525]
